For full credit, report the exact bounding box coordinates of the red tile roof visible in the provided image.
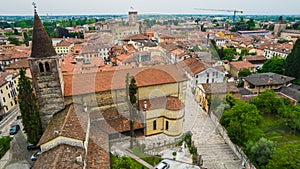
[38,104,88,145]
[229,61,255,71]
[33,144,85,169]
[179,57,207,75]
[63,65,187,96]
[139,96,184,111]
[6,59,29,69]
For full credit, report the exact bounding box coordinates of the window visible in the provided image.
[0,89,2,94]
[8,93,10,98]
[212,78,214,83]
[153,120,157,130]
[39,62,44,73]
[216,72,218,78]
[206,79,209,83]
[213,72,215,76]
[207,73,209,77]
[195,75,198,78]
[3,97,5,103]
[166,121,169,130]
[10,101,13,106]
[196,80,198,84]
[45,62,51,72]
[5,107,8,111]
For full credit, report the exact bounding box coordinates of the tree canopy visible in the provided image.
[267,144,300,169]
[113,156,137,169]
[17,69,42,145]
[250,90,287,115]
[220,101,263,146]
[245,137,275,167]
[285,38,300,79]
[261,57,284,74]
[238,68,251,77]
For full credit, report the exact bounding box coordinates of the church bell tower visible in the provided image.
[29,6,65,129]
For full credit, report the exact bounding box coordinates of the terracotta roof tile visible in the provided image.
[230,61,255,71]
[33,144,85,169]
[102,108,144,133]
[179,57,207,75]
[139,96,184,111]
[63,65,187,96]
[6,59,29,69]
[38,104,88,145]
[0,72,18,87]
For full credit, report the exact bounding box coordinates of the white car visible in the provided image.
[154,160,170,169]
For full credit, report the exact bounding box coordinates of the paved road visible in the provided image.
[0,106,20,136]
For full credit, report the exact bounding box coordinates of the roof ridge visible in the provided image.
[60,104,74,135]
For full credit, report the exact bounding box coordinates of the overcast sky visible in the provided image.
[1,0,299,15]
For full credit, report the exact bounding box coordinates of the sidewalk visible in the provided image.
[0,150,10,169]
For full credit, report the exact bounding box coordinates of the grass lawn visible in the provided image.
[132,145,162,166]
[261,114,300,148]
[110,153,146,169]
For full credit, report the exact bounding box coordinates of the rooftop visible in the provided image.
[244,73,294,86]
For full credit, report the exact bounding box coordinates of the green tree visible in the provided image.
[251,90,285,115]
[267,144,300,169]
[279,105,300,132]
[261,57,284,74]
[220,101,263,146]
[238,68,251,77]
[285,39,300,79]
[246,18,256,30]
[18,69,43,145]
[245,138,275,167]
[8,36,21,45]
[113,156,136,169]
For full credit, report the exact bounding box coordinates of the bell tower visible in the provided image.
[29,6,65,129]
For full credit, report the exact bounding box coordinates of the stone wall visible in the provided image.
[30,58,65,129]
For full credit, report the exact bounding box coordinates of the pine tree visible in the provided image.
[285,39,300,79]
[17,69,42,145]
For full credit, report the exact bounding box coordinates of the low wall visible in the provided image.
[210,111,257,169]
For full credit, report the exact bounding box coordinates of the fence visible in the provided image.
[210,111,257,169]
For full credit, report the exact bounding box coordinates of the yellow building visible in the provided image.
[0,72,19,114]
[135,68,187,136]
[54,40,73,54]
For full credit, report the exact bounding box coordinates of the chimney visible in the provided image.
[268,77,273,84]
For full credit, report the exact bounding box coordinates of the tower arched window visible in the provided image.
[45,62,51,72]
[39,62,44,73]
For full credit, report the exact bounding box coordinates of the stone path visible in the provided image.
[185,88,242,169]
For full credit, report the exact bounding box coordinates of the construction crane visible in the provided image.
[194,8,243,26]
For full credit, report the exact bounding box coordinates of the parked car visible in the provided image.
[31,150,42,161]
[155,160,170,169]
[9,125,20,135]
[27,144,40,151]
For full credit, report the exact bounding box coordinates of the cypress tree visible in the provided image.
[285,39,300,79]
[17,69,42,145]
